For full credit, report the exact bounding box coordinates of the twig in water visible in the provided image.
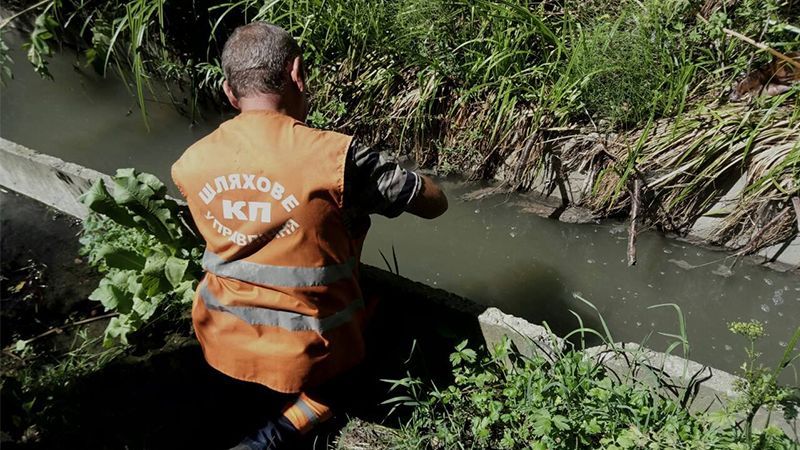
[627,179,642,266]
[598,145,680,233]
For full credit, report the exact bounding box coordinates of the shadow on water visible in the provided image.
[468,261,606,347]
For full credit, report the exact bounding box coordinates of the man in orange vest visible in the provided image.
[172,22,447,449]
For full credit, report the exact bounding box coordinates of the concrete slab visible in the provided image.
[758,236,800,268]
[0,138,111,218]
[689,175,747,242]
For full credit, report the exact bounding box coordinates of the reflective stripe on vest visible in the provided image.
[295,399,321,426]
[198,280,364,333]
[202,250,356,288]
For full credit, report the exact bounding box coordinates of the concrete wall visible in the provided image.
[0,138,112,218]
[688,174,800,270]
[2,138,796,439]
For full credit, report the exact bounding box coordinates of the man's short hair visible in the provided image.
[221,22,301,97]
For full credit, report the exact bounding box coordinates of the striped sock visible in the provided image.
[280,392,333,435]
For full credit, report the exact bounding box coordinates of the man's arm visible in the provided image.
[343,139,447,219]
[406,175,448,219]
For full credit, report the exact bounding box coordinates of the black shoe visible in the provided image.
[230,416,299,450]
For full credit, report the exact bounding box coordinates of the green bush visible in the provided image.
[389,333,799,449]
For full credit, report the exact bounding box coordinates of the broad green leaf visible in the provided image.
[136,171,167,194]
[126,273,144,297]
[90,283,133,314]
[165,256,189,288]
[143,253,168,276]
[110,169,183,244]
[104,316,132,346]
[178,281,196,304]
[141,274,169,297]
[96,245,146,271]
[132,295,161,321]
[79,179,137,228]
[15,339,28,352]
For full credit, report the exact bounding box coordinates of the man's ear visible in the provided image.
[223,80,240,110]
[290,56,305,93]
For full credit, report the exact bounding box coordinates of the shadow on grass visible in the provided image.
[3,265,490,450]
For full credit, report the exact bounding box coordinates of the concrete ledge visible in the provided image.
[0,138,112,218]
[477,307,563,358]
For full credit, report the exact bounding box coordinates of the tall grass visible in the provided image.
[3,0,799,250]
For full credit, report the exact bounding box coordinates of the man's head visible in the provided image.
[221,22,307,119]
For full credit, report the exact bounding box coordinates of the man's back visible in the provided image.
[172,110,367,394]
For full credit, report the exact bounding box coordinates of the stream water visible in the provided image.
[1,33,798,381]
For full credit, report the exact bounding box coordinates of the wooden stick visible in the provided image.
[5,313,118,351]
[512,133,539,190]
[722,27,800,70]
[3,349,24,362]
[0,0,51,30]
[792,196,800,234]
[627,179,641,266]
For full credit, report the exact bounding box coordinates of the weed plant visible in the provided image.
[78,169,203,345]
[386,324,799,449]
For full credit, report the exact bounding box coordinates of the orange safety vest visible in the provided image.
[172,110,367,393]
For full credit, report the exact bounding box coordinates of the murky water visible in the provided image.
[2,33,798,380]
